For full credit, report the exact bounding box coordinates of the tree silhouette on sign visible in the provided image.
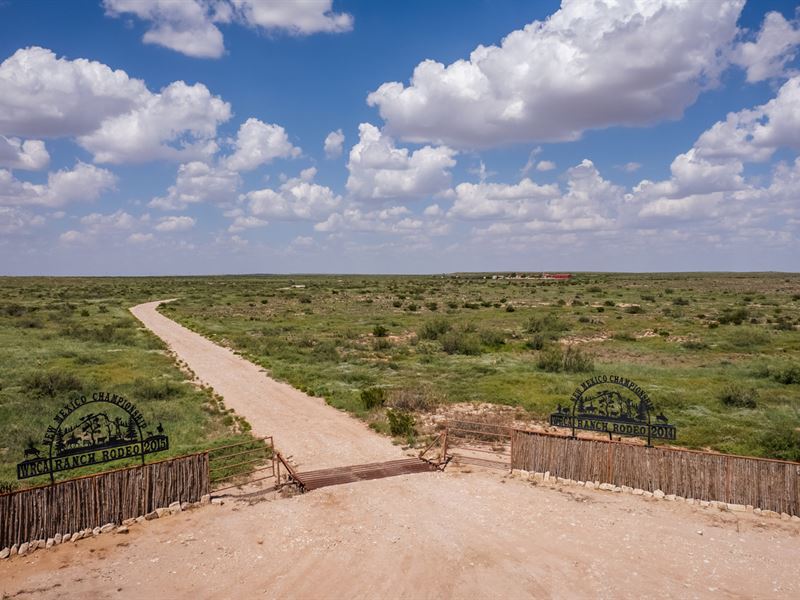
[80,413,101,445]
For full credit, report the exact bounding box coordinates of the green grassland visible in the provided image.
[1,273,798,491]
[0,278,252,491]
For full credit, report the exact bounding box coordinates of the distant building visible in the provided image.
[542,273,572,280]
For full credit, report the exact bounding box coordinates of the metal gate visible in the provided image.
[440,420,512,470]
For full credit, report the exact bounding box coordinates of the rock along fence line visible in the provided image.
[0,452,209,550]
[510,429,800,516]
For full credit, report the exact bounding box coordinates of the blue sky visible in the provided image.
[1,0,799,275]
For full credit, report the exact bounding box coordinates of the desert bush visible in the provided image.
[134,377,181,401]
[681,340,709,350]
[718,307,748,325]
[759,415,800,461]
[440,330,482,355]
[417,318,451,341]
[524,313,567,338]
[526,334,546,350]
[719,385,758,409]
[479,328,505,348]
[505,304,515,312]
[361,387,387,410]
[625,305,644,314]
[386,409,416,437]
[312,341,339,361]
[426,302,438,311]
[372,324,388,337]
[372,337,392,351]
[387,387,440,412]
[536,345,593,373]
[24,370,84,398]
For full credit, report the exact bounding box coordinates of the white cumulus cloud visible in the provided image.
[244,167,341,221]
[0,137,50,170]
[367,0,745,147]
[150,161,241,210]
[223,118,301,172]
[155,215,196,232]
[0,162,116,207]
[346,123,456,200]
[324,129,345,159]
[733,11,800,82]
[103,0,352,59]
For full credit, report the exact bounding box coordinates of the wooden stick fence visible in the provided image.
[510,429,800,516]
[0,452,209,549]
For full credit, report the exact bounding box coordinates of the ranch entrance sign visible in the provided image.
[549,375,676,445]
[16,391,169,482]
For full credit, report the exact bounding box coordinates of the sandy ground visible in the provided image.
[3,468,799,599]
[3,301,799,598]
[130,300,402,470]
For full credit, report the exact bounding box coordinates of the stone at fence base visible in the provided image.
[211,497,224,505]
[700,500,710,507]
[584,481,595,489]
[653,490,665,499]
[145,510,159,520]
[92,527,101,536]
[754,508,762,515]
[762,510,779,518]
[0,547,9,559]
[643,491,653,498]
[135,516,146,524]
[181,502,189,511]
[62,533,71,543]
[676,496,685,502]
[632,488,644,495]
[46,538,54,549]
[613,486,622,493]
[781,512,790,520]
[621,485,633,493]
[169,501,182,515]
[18,542,29,556]
[10,544,18,556]
[544,471,550,481]
[122,518,136,527]
[791,515,800,522]
[54,533,62,545]
[200,494,211,505]
[116,526,129,534]
[665,494,676,502]
[746,505,754,513]
[156,507,171,518]
[100,523,115,534]
[727,503,746,512]
[598,483,614,491]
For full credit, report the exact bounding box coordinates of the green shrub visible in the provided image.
[440,330,482,355]
[372,324,388,337]
[719,385,758,409]
[478,328,505,348]
[24,370,84,398]
[426,302,438,311]
[417,318,451,340]
[134,377,181,401]
[505,304,515,312]
[361,387,387,410]
[312,341,339,361]
[524,314,567,338]
[625,305,644,314]
[372,337,392,351]
[526,334,545,350]
[387,387,440,412]
[386,409,415,437]
[719,307,748,325]
[536,345,593,373]
[759,417,800,461]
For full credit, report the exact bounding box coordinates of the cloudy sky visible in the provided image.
[1,0,799,275]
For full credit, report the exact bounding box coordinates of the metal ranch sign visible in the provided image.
[17,391,169,482]
[550,375,676,445]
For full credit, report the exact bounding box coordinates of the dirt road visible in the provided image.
[130,300,402,470]
[3,468,799,599]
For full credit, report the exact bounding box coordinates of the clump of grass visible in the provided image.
[719,307,749,325]
[133,377,182,401]
[387,387,440,412]
[536,345,593,373]
[386,409,415,437]
[440,330,481,355]
[372,324,388,337]
[417,318,451,341]
[361,387,387,410]
[524,313,567,339]
[625,305,644,314]
[24,370,84,398]
[719,385,758,409]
